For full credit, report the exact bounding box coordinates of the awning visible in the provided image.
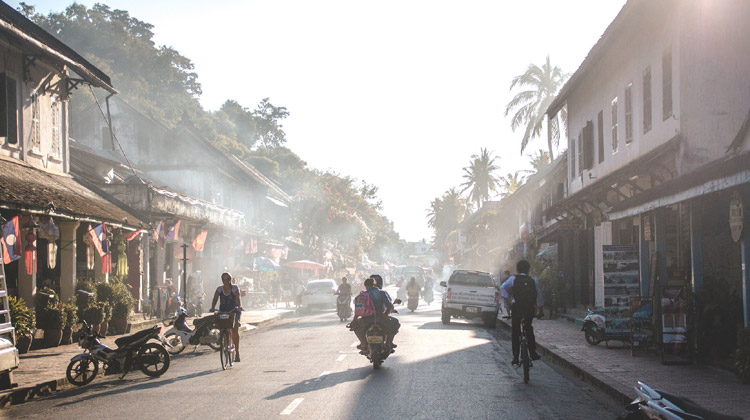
[0,156,146,228]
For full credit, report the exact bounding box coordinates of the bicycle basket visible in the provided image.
[214,312,235,329]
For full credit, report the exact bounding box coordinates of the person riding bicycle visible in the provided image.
[500,260,544,366]
[209,272,243,362]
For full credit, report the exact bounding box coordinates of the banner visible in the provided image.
[126,229,143,241]
[1,216,21,264]
[165,220,181,241]
[192,230,208,252]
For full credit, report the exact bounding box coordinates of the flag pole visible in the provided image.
[181,243,189,304]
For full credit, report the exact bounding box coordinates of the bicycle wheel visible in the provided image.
[520,340,530,384]
[220,330,231,370]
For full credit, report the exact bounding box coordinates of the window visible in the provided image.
[0,73,18,144]
[101,126,113,150]
[643,66,652,133]
[611,97,619,153]
[582,120,594,170]
[625,83,633,144]
[577,132,583,175]
[570,138,576,179]
[449,272,494,287]
[30,91,41,152]
[50,98,61,159]
[662,47,673,120]
[597,110,604,163]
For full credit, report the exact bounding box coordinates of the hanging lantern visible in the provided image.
[116,239,128,278]
[24,230,36,275]
[47,241,58,269]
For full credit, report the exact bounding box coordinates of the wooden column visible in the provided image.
[58,221,80,302]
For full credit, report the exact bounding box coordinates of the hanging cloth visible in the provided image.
[116,240,128,278]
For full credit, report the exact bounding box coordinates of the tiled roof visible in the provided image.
[0,155,146,228]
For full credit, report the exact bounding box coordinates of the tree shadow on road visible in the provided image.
[264,365,380,400]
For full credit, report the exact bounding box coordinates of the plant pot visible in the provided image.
[15,335,32,354]
[110,318,128,335]
[99,320,108,337]
[61,327,73,345]
[43,329,63,348]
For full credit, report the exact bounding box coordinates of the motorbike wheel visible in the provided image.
[138,343,171,377]
[207,329,222,351]
[584,326,602,346]
[164,332,185,355]
[66,357,99,386]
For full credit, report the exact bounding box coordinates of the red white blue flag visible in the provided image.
[1,216,21,264]
[88,223,107,257]
[165,220,181,241]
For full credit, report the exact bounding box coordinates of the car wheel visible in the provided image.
[441,311,451,325]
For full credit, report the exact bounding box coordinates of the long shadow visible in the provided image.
[19,352,65,359]
[264,365,378,400]
[418,321,485,330]
[44,369,216,407]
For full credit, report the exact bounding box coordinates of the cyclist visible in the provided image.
[500,260,544,366]
[209,272,243,362]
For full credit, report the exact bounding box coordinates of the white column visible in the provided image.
[58,221,80,302]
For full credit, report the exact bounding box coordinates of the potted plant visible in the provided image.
[61,300,79,345]
[9,296,35,354]
[99,302,111,336]
[82,304,105,334]
[109,280,135,335]
[40,303,66,347]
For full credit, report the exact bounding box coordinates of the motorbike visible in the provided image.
[582,308,630,346]
[423,287,434,304]
[162,306,221,355]
[66,321,171,386]
[617,381,743,420]
[407,293,419,312]
[396,286,407,305]
[364,322,393,369]
[336,293,352,322]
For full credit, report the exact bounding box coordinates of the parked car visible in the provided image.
[301,279,338,311]
[440,269,499,328]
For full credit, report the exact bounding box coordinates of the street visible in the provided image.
[5,293,622,420]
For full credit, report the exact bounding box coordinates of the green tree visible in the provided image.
[427,188,466,260]
[504,55,568,159]
[527,149,551,172]
[500,171,528,198]
[460,148,500,211]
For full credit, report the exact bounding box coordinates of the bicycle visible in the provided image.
[503,314,535,384]
[214,308,239,370]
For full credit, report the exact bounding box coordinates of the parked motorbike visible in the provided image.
[407,294,419,312]
[66,322,170,386]
[336,293,352,322]
[616,381,743,420]
[582,308,630,346]
[162,307,221,355]
[364,323,392,369]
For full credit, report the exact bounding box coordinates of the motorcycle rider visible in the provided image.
[500,260,544,366]
[209,272,243,362]
[406,277,421,299]
[371,274,400,349]
[336,276,353,315]
[351,277,386,353]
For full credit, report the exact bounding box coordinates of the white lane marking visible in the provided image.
[314,371,331,381]
[336,354,346,362]
[351,342,359,347]
[281,398,304,415]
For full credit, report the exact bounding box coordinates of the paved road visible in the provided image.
[4,298,622,419]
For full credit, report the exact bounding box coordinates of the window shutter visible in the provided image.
[583,121,594,170]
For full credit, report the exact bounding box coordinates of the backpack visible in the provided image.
[512,274,538,310]
[354,290,376,317]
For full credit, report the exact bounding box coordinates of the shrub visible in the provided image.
[9,296,35,338]
[95,281,115,306]
[82,305,105,325]
[63,299,78,329]
[38,303,65,330]
[736,328,750,384]
[110,279,135,321]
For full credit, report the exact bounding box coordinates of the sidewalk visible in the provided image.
[497,315,749,418]
[0,307,296,408]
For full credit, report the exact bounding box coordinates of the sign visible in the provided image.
[730,191,743,242]
[602,245,640,337]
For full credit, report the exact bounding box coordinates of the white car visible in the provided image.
[301,279,338,311]
[440,270,500,328]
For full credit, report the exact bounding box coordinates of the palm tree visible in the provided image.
[504,55,568,159]
[460,148,501,211]
[500,171,528,198]
[527,149,551,172]
[427,188,467,259]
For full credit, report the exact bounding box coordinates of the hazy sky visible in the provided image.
[12,0,626,242]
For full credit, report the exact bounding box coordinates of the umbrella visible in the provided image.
[250,257,280,271]
[285,260,325,270]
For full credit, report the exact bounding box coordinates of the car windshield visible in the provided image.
[306,282,333,290]
[450,273,494,287]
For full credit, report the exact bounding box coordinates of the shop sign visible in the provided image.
[730,191,743,242]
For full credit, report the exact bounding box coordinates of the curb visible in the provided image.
[495,317,632,405]
[0,312,289,409]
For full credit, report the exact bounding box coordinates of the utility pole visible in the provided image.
[181,243,189,304]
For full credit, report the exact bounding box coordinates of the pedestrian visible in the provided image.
[295,281,306,309]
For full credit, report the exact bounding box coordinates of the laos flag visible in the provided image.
[1,216,21,264]
[88,223,107,257]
